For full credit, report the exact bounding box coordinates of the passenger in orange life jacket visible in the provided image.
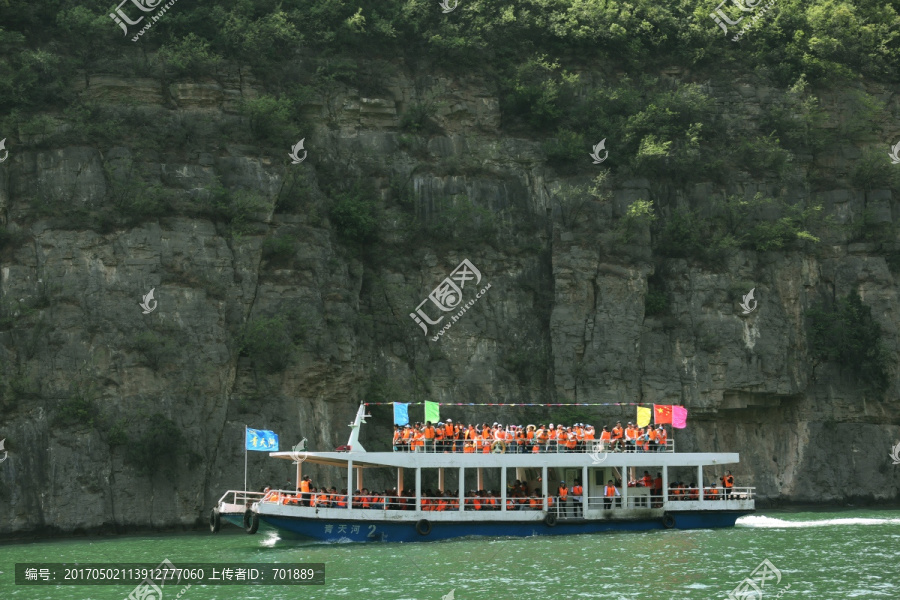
[603,480,620,509]
[443,419,455,452]
[434,423,445,452]
[547,424,558,453]
[721,471,735,497]
[423,421,436,453]
[611,421,624,451]
[392,425,403,452]
[299,476,312,506]
[571,480,584,517]
[557,481,569,517]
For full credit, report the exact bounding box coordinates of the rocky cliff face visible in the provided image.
[0,62,898,535]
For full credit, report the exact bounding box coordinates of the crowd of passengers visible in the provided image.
[263,480,572,511]
[261,472,737,509]
[392,420,670,453]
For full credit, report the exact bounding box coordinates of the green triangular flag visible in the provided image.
[424,401,440,424]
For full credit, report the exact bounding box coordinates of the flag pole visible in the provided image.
[244,425,248,492]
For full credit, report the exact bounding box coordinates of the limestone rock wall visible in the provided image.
[0,63,898,535]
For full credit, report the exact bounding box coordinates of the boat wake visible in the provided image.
[737,515,900,528]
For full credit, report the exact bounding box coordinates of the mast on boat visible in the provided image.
[346,404,370,453]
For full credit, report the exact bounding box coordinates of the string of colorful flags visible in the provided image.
[383,402,688,429]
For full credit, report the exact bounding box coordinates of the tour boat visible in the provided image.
[210,405,755,542]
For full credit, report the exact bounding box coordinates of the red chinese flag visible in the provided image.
[654,404,673,425]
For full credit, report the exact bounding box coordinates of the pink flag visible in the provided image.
[672,405,688,429]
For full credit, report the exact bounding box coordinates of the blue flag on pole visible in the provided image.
[246,428,279,451]
[393,403,409,426]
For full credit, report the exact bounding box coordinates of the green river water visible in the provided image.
[1,509,898,600]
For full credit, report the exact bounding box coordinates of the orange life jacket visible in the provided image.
[572,485,583,495]
[605,485,616,497]
[444,423,454,438]
[300,481,310,493]
[424,426,436,440]
[600,431,611,441]
[724,475,734,488]
[558,486,568,499]
[612,426,623,440]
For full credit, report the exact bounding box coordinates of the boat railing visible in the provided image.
[217,489,265,507]
[667,486,756,502]
[392,439,676,454]
[258,492,557,512]
[257,488,754,515]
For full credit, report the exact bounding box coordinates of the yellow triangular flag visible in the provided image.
[636,406,651,427]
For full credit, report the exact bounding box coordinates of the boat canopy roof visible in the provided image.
[268,450,740,469]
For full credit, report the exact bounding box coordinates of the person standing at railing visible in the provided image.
[434,422,445,452]
[721,471,734,497]
[393,425,403,452]
[546,424,557,453]
[444,420,456,452]
[571,480,584,517]
[564,428,577,453]
[657,425,667,451]
[536,425,549,453]
[515,425,526,454]
[651,473,663,507]
[299,476,312,506]
[423,421,436,453]
[583,424,595,451]
[604,480,619,509]
[400,425,412,451]
[557,481,569,517]
[611,422,624,451]
[648,426,658,452]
